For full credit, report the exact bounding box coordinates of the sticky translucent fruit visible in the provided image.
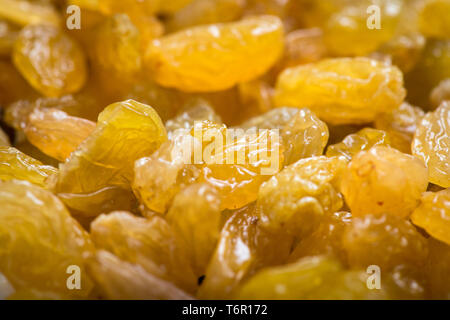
[258,156,347,236]
[280,108,329,165]
[87,250,193,300]
[341,146,429,218]
[275,28,327,71]
[167,0,245,32]
[411,189,450,245]
[427,239,450,299]
[13,24,87,98]
[0,147,57,187]
[240,107,329,165]
[0,180,93,298]
[324,1,402,56]
[343,213,428,271]
[288,211,352,263]
[166,184,221,277]
[375,32,426,74]
[145,15,284,92]
[91,14,141,79]
[235,255,388,300]
[274,58,406,125]
[237,79,274,119]
[374,102,425,154]
[53,100,167,215]
[198,204,293,299]
[165,99,222,138]
[419,0,450,39]
[134,120,283,213]
[430,79,450,109]
[412,102,450,188]
[90,211,197,292]
[24,108,96,162]
[0,0,61,27]
[326,128,392,160]
[405,39,450,109]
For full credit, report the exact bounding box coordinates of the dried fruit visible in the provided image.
[274,58,406,125]
[240,107,329,165]
[165,99,222,137]
[374,102,425,153]
[0,146,57,187]
[342,213,428,271]
[288,211,352,263]
[326,128,392,160]
[430,79,450,109]
[24,108,96,162]
[134,119,283,213]
[419,0,450,39]
[91,211,197,292]
[198,204,293,299]
[324,1,402,56]
[166,184,222,277]
[341,146,428,217]
[405,39,450,109]
[87,250,193,300]
[412,102,450,188]
[235,255,389,300]
[411,189,450,245]
[0,180,93,298]
[145,15,284,92]
[13,24,87,98]
[275,28,327,71]
[91,14,141,81]
[375,32,426,73]
[53,100,167,216]
[258,156,347,236]
[426,239,450,299]
[167,0,245,31]
[0,0,61,26]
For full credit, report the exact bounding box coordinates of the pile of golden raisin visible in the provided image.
[0,0,449,300]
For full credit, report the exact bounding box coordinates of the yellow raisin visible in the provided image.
[24,108,96,162]
[342,213,428,271]
[412,102,450,187]
[324,1,402,56]
[341,146,429,218]
[165,184,221,279]
[13,24,87,98]
[0,0,61,26]
[326,128,392,160]
[274,57,406,125]
[198,204,293,299]
[167,0,245,32]
[0,146,57,187]
[430,78,450,109]
[90,211,197,292]
[145,15,284,92]
[411,189,450,245]
[419,0,450,39]
[374,102,425,154]
[53,100,167,216]
[0,180,94,298]
[258,156,347,236]
[87,250,193,300]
